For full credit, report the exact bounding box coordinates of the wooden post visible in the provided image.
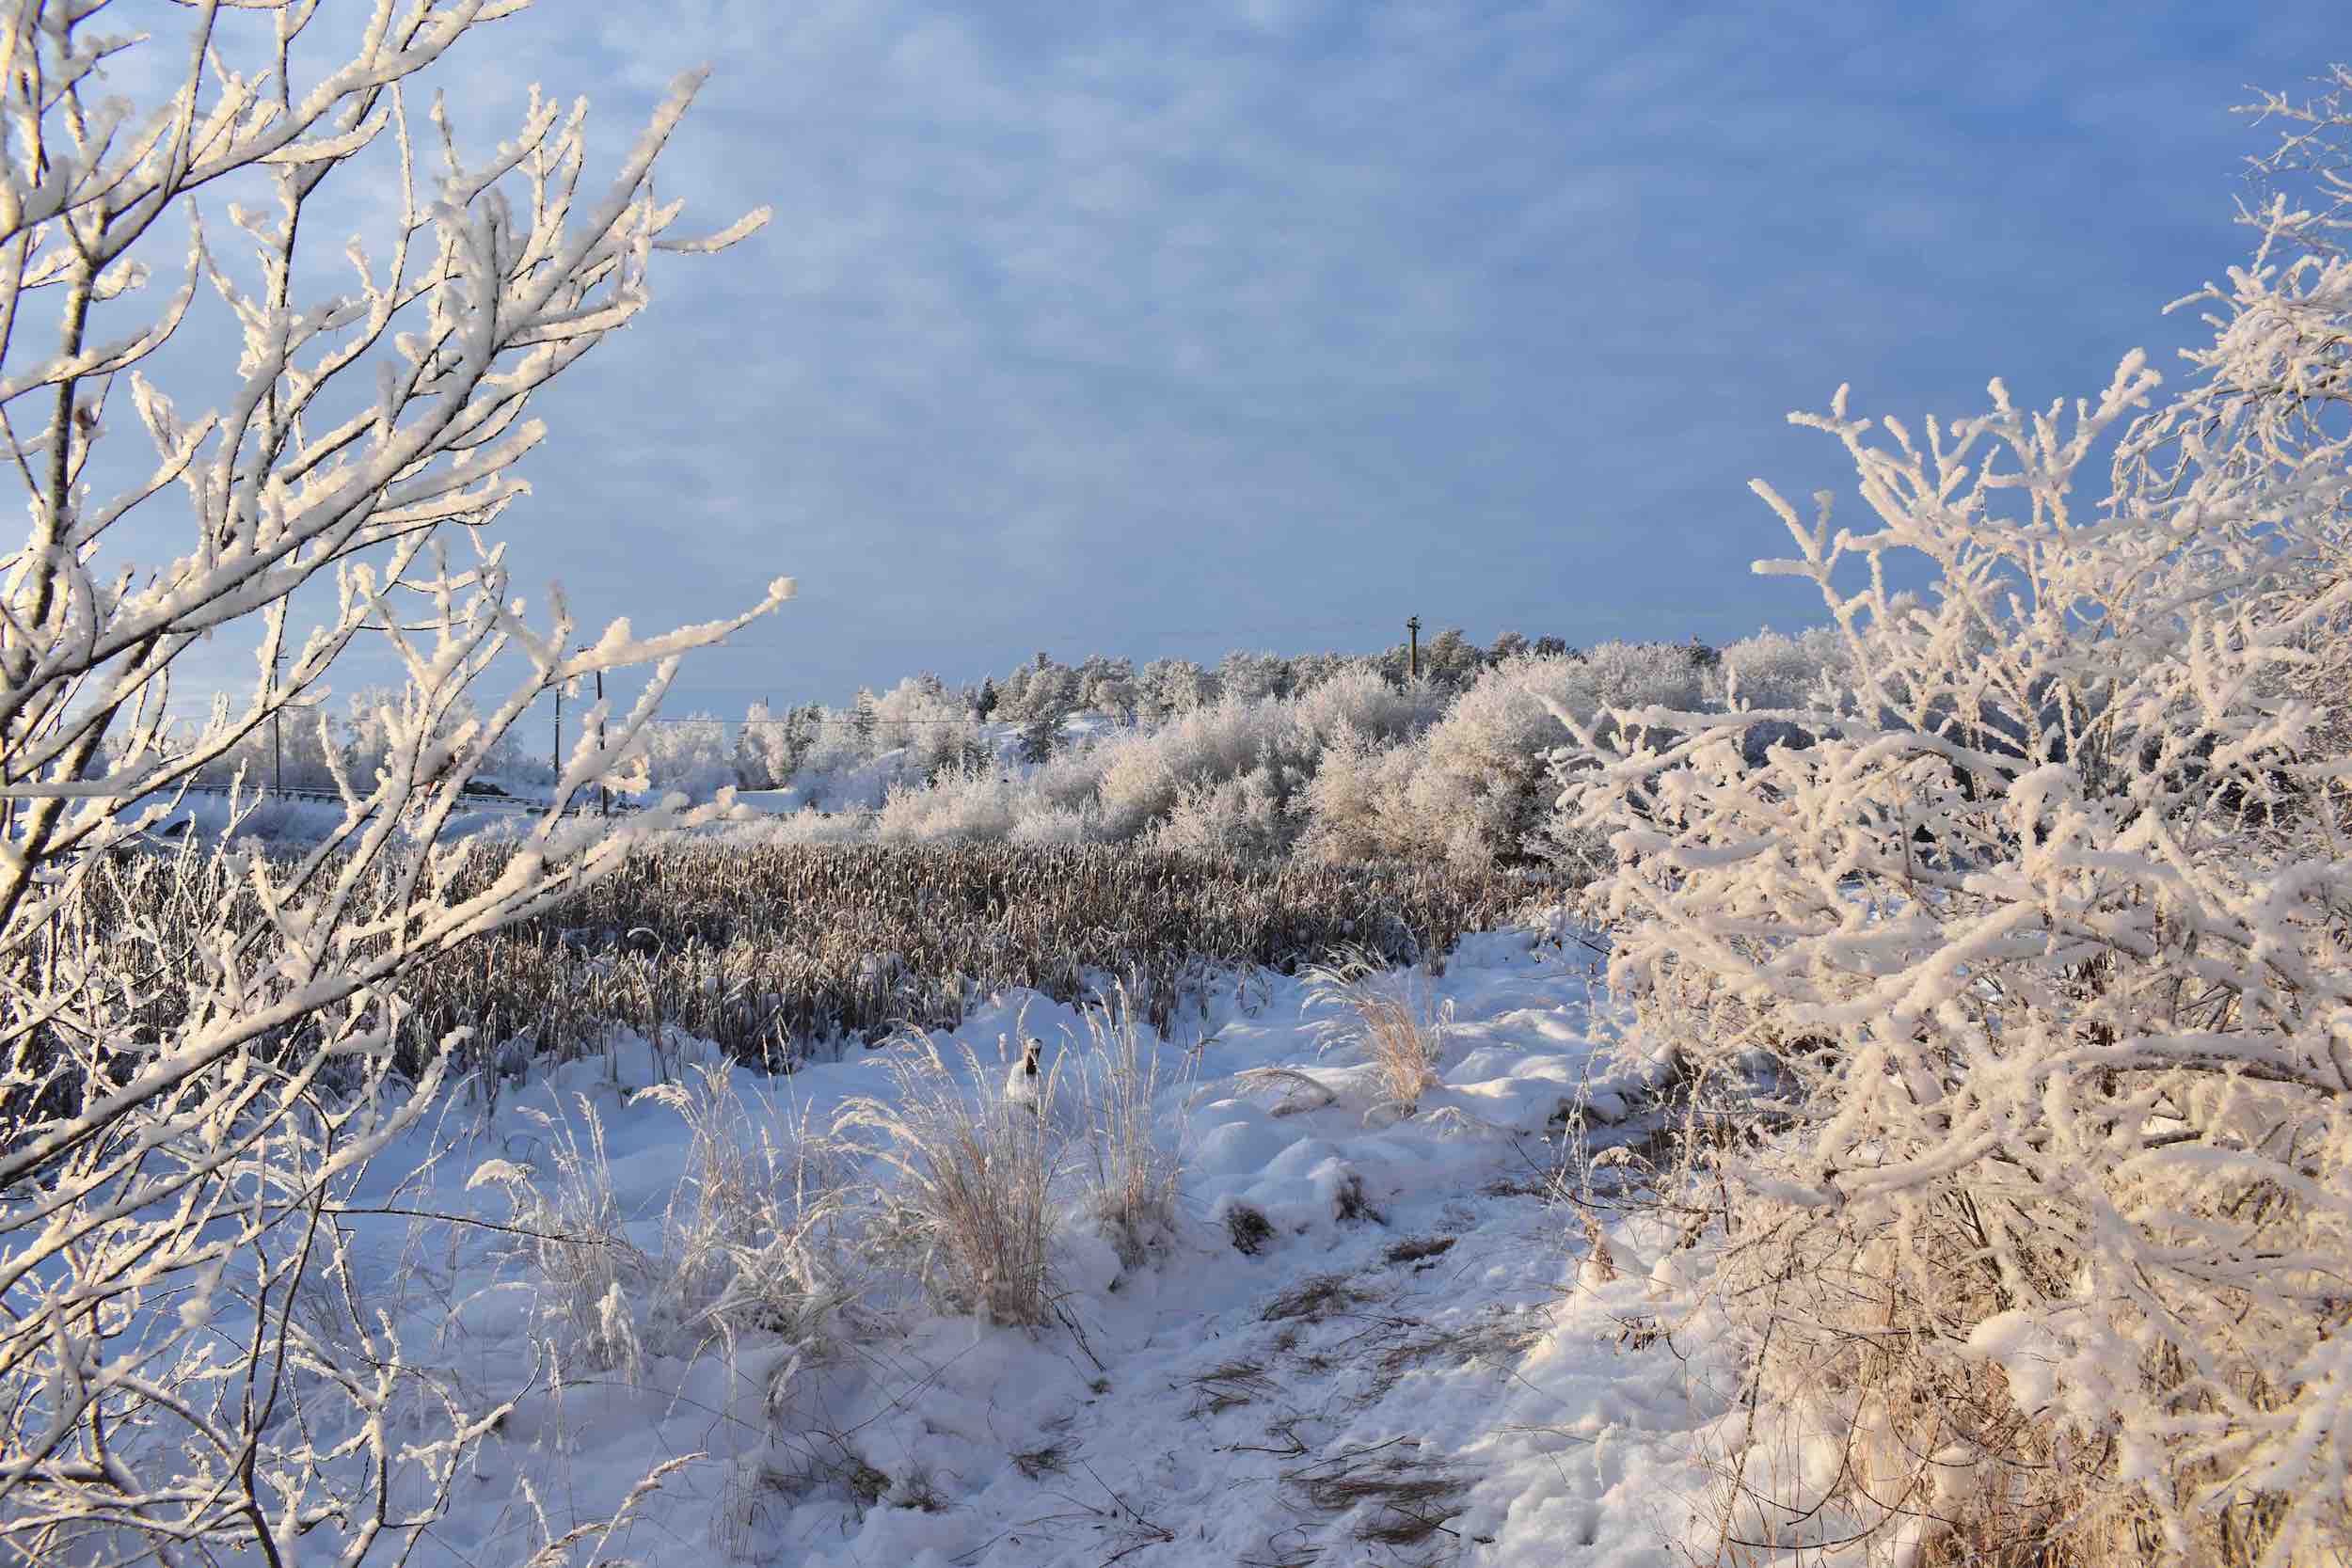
[1406,615,1422,683]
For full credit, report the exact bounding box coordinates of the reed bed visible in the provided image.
[64,840,1528,1078]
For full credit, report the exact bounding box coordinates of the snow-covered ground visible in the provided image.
[327,930,1724,1567]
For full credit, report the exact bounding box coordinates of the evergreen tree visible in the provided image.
[1018,709,1061,764]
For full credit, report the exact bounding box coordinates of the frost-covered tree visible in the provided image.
[736,698,797,788]
[1215,648,1290,705]
[1137,655,1211,721]
[870,672,977,777]
[630,711,737,798]
[1079,654,1138,723]
[0,6,784,1562]
[1558,96,2352,1560]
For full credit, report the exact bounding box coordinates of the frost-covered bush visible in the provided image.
[1092,696,1299,839]
[190,684,547,795]
[1007,800,1103,847]
[1291,665,1449,748]
[341,684,543,792]
[1300,649,1707,871]
[872,762,1025,844]
[740,804,875,847]
[188,700,345,791]
[1147,766,1295,860]
[760,639,1842,866]
[1705,625,1852,766]
[734,700,803,789]
[631,711,740,799]
[0,9,781,1563]
[870,673,981,775]
[1297,728,1428,864]
[1710,625,1850,713]
[1561,158,2352,1561]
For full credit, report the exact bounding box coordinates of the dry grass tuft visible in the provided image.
[834,1034,1065,1325]
[1070,984,1187,1267]
[1187,1358,1279,1418]
[1382,1234,1456,1267]
[1225,1201,1276,1255]
[474,1068,856,1412]
[1011,1442,1071,1481]
[1300,945,1454,1116]
[1329,1168,1386,1226]
[1283,1438,1470,1552]
[1262,1273,1377,1323]
[1374,1309,1543,1377]
[469,1099,651,1375]
[636,1067,852,1372]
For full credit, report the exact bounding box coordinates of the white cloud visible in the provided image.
[57,0,2352,717]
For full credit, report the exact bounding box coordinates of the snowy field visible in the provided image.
[306,929,1723,1568]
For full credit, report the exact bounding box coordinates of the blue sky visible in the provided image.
[112,1,2352,715]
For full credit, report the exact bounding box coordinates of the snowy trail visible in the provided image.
[364,931,1716,1568]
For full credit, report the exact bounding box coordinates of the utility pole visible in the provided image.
[1406,615,1422,683]
[595,664,608,817]
[552,678,562,790]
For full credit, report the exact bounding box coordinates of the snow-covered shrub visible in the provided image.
[1092,695,1298,839]
[1709,625,1851,713]
[1411,655,1592,867]
[870,674,980,776]
[835,1037,1068,1326]
[872,762,1027,843]
[335,684,546,795]
[1301,651,1694,871]
[632,711,740,800]
[741,804,875,847]
[189,701,344,790]
[734,701,798,789]
[750,663,1453,855]
[0,10,781,1563]
[1007,800,1102,847]
[1296,728,1427,864]
[1147,765,1295,860]
[1291,665,1449,748]
[1217,649,1295,704]
[1560,173,2352,1560]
